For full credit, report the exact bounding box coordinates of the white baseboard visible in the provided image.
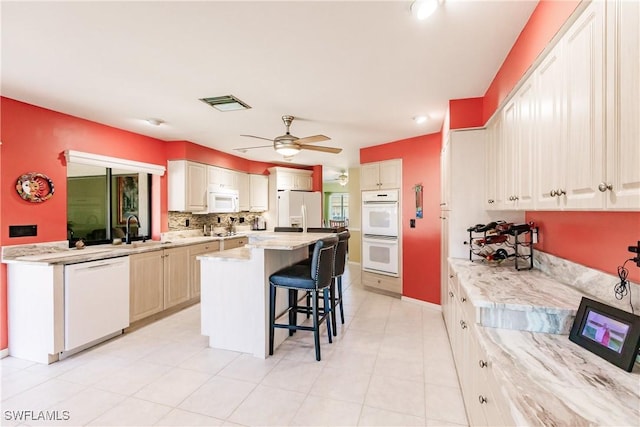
[401,296,442,311]
[0,348,9,359]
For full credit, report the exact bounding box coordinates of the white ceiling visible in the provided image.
[1,0,537,182]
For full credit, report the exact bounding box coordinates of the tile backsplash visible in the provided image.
[168,211,264,232]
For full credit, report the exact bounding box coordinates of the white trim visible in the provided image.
[401,296,442,311]
[65,150,165,176]
[0,348,8,359]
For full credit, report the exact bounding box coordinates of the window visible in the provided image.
[67,164,151,246]
[329,193,349,223]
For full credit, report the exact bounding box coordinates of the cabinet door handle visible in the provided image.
[556,188,566,196]
[460,297,467,303]
[449,274,454,278]
[598,182,613,192]
[479,359,488,368]
[487,199,494,204]
[550,189,557,197]
[478,395,487,404]
[448,291,454,298]
[460,320,467,329]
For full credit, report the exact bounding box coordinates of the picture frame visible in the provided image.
[569,297,640,372]
[117,175,139,224]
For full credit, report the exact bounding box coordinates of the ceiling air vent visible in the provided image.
[199,95,251,112]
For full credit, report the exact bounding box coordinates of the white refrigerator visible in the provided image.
[277,190,322,229]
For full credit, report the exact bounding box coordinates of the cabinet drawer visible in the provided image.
[362,271,401,294]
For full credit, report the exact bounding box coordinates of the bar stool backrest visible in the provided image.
[311,237,338,290]
[334,231,350,277]
[274,227,303,232]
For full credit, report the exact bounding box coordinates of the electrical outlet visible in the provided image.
[185,219,190,227]
[410,219,416,228]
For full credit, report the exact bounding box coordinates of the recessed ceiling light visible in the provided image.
[413,115,429,124]
[200,95,251,112]
[411,0,441,20]
[145,118,163,126]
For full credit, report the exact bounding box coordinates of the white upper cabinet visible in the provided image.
[360,159,402,190]
[485,114,506,210]
[208,166,238,190]
[268,167,313,191]
[168,160,207,212]
[501,76,536,211]
[249,174,269,211]
[605,0,640,209]
[535,42,565,210]
[236,172,250,211]
[562,1,605,209]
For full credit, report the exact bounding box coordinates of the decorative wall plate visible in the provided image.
[16,172,55,203]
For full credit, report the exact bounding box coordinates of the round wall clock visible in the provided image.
[16,172,55,203]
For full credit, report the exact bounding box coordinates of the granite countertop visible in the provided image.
[449,258,640,425]
[198,232,334,262]
[1,232,253,266]
[478,326,640,426]
[449,258,588,334]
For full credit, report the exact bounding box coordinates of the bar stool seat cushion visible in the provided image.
[269,264,316,290]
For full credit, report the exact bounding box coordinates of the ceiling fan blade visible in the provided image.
[300,145,342,154]
[240,134,274,142]
[295,135,330,145]
[232,144,273,152]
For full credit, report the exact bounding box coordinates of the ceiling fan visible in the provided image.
[234,115,341,157]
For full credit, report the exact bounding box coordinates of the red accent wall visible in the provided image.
[527,212,640,283]
[449,98,484,130]
[361,133,442,304]
[482,0,581,123]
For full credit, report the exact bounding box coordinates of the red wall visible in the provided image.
[527,212,640,283]
[449,98,484,130]
[361,133,442,304]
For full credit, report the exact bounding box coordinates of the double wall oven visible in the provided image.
[362,190,399,277]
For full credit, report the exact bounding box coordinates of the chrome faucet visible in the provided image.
[125,214,140,244]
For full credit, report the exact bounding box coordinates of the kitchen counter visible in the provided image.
[449,258,587,334]
[448,258,640,426]
[199,232,334,357]
[1,233,253,265]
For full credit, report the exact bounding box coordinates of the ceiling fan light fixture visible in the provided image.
[338,173,349,186]
[200,95,251,112]
[274,142,301,157]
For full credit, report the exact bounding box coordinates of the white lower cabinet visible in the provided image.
[445,264,513,426]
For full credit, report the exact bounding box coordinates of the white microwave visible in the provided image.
[208,186,239,213]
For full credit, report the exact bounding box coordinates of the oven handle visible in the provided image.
[363,235,398,242]
[363,201,398,205]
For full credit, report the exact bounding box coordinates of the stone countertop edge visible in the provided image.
[448,257,588,314]
[198,247,250,262]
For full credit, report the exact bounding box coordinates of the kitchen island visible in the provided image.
[198,232,334,358]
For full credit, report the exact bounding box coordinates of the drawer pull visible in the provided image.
[479,359,488,368]
[460,297,467,303]
[478,395,487,405]
[449,291,454,298]
[460,320,467,329]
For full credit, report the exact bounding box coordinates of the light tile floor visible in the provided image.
[1,265,468,427]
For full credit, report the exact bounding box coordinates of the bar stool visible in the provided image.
[299,230,349,336]
[332,230,350,329]
[269,236,338,361]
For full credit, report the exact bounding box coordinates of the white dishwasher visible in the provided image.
[64,256,130,352]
